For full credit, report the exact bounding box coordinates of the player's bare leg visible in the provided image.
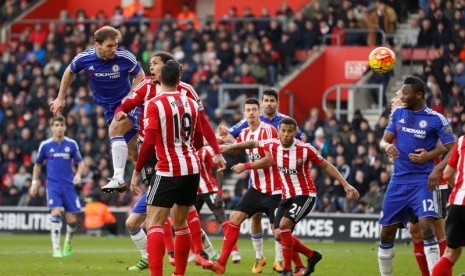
[102,118,135,193]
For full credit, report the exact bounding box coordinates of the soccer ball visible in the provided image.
[368,47,396,74]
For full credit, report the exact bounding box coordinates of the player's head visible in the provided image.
[94,26,121,60]
[51,115,66,138]
[262,89,279,117]
[160,60,181,87]
[150,51,175,81]
[278,117,297,147]
[399,76,426,109]
[243,98,261,125]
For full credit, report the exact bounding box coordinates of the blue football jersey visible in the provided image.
[35,137,83,187]
[229,113,304,140]
[386,106,455,183]
[70,48,141,107]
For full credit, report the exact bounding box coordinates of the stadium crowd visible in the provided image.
[1,0,465,216]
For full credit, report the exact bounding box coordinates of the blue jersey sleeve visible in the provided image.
[69,49,91,73]
[296,128,305,140]
[35,141,46,164]
[437,115,456,146]
[229,119,248,138]
[71,140,83,163]
[386,108,399,135]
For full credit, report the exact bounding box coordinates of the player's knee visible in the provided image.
[126,217,139,232]
[408,223,422,241]
[229,211,245,225]
[109,119,131,136]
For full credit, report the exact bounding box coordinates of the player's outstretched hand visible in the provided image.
[49,98,65,115]
[114,111,127,121]
[217,125,230,137]
[409,148,430,163]
[344,184,360,200]
[130,170,141,195]
[213,154,227,171]
[231,163,246,174]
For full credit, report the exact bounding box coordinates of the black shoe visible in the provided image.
[280,270,293,276]
[303,251,322,276]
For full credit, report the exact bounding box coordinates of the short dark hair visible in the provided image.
[262,89,278,101]
[243,98,260,109]
[152,51,175,64]
[403,76,426,97]
[279,117,297,129]
[94,26,121,44]
[160,60,181,86]
[52,115,66,124]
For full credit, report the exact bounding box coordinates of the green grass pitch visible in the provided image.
[0,234,464,275]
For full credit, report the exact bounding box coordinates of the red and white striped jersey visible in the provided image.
[118,79,202,140]
[258,138,324,199]
[237,122,280,195]
[196,145,218,194]
[447,135,465,206]
[144,91,201,177]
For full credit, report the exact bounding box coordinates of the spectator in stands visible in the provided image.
[177,2,199,30]
[28,23,47,46]
[123,0,144,21]
[316,193,335,213]
[84,193,117,236]
[301,20,320,49]
[363,1,397,46]
[311,127,330,157]
[417,18,435,48]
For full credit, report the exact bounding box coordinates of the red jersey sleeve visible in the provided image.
[144,100,159,131]
[306,143,324,165]
[115,80,149,114]
[448,142,460,169]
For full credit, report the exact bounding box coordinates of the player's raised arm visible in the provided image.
[50,66,76,115]
[231,151,274,174]
[317,159,360,200]
[220,140,259,155]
